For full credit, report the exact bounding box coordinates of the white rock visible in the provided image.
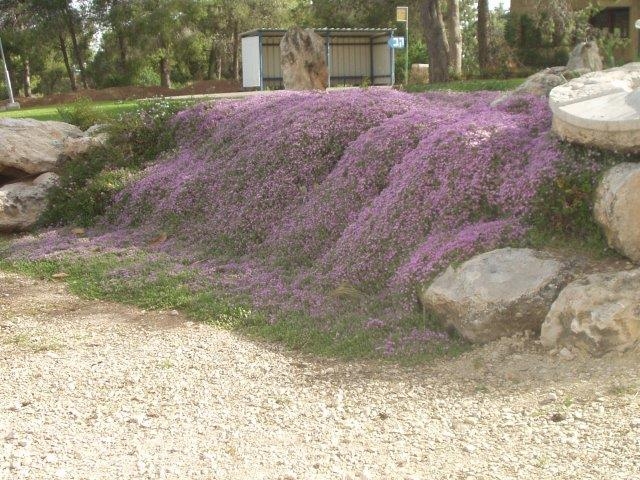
[0,118,81,175]
[0,172,60,232]
[594,163,640,262]
[541,269,640,355]
[62,132,108,160]
[539,392,558,405]
[559,347,575,360]
[492,67,567,107]
[421,248,570,343]
[463,443,477,453]
[45,453,58,463]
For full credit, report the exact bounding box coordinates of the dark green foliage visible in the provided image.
[108,98,193,163]
[39,98,193,227]
[57,98,107,130]
[505,13,570,68]
[38,146,132,227]
[527,145,631,253]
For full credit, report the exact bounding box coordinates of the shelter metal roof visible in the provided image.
[241,28,395,39]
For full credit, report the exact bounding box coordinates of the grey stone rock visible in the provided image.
[566,41,603,72]
[421,248,570,343]
[0,172,59,231]
[491,67,586,107]
[549,63,640,153]
[594,163,640,262]
[280,27,328,91]
[0,118,82,176]
[62,132,108,160]
[540,269,640,355]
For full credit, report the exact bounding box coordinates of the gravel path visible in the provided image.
[1,270,639,480]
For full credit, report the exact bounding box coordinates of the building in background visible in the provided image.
[509,0,639,63]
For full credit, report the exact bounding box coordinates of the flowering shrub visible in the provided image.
[9,89,612,352]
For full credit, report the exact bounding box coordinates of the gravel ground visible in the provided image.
[1,270,639,480]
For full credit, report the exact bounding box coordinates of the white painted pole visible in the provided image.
[0,36,19,109]
[405,10,409,86]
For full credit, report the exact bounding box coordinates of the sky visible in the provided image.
[491,0,510,10]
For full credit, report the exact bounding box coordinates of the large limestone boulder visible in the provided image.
[280,27,328,91]
[566,41,603,72]
[421,248,570,343]
[594,163,640,262]
[0,118,82,177]
[0,172,59,231]
[491,67,584,107]
[549,63,640,153]
[541,269,640,355]
[492,42,602,108]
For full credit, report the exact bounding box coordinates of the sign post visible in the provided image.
[396,6,409,85]
[0,37,19,110]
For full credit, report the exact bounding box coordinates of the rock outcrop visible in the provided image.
[0,118,82,177]
[280,27,328,91]
[492,42,602,107]
[0,172,60,231]
[63,128,109,160]
[0,118,93,231]
[594,163,640,262]
[549,63,640,153]
[566,41,603,72]
[541,269,640,355]
[421,248,570,343]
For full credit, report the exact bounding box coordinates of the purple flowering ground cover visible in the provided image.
[4,88,604,356]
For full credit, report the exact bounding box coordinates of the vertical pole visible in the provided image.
[325,31,332,88]
[405,11,409,86]
[258,32,264,91]
[391,35,396,86]
[0,37,18,108]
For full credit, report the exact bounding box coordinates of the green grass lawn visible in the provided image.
[0,100,142,122]
[406,77,526,93]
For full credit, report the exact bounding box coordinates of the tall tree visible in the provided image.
[62,1,89,88]
[420,0,450,83]
[445,0,462,77]
[58,33,77,91]
[477,0,489,74]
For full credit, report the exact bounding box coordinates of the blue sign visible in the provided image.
[388,36,405,49]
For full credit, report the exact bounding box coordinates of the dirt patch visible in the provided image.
[2,79,242,108]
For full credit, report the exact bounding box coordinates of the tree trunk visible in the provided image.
[160,56,171,88]
[207,42,217,80]
[420,0,450,83]
[58,34,78,91]
[446,0,462,78]
[22,59,31,97]
[117,31,127,74]
[232,21,240,81]
[64,5,88,89]
[477,0,489,75]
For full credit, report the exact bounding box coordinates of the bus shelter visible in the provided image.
[241,28,396,90]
